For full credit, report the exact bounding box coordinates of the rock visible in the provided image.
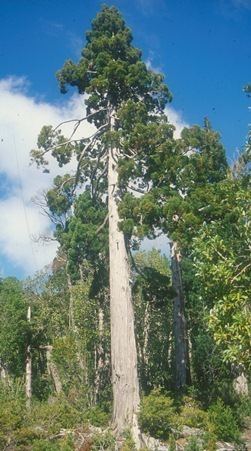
[180,426,203,438]
[216,441,237,451]
[141,433,169,450]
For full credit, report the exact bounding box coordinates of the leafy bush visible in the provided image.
[235,396,251,427]
[139,389,177,440]
[121,429,136,450]
[83,405,110,427]
[201,432,217,451]
[32,436,74,450]
[184,436,203,451]
[177,396,208,429]
[29,398,83,435]
[0,380,27,448]
[207,399,240,442]
[91,431,115,450]
[168,434,177,451]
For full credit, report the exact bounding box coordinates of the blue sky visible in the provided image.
[0,0,250,278]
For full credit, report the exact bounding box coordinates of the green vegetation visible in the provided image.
[0,4,250,450]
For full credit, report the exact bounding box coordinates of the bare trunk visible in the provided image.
[170,241,189,389]
[46,345,62,395]
[233,373,249,396]
[108,113,140,445]
[25,305,32,408]
[66,264,75,331]
[94,307,105,402]
[0,360,9,385]
[66,266,87,380]
[233,364,249,396]
[142,303,150,368]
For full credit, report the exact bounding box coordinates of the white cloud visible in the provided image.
[0,196,58,274]
[0,76,187,276]
[0,77,93,276]
[165,106,188,138]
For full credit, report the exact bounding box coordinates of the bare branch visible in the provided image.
[96,213,109,234]
[230,262,251,284]
[93,162,108,198]
[128,184,146,194]
[53,108,107,132]
[32,234,58,244]
[57,176,76,192]
[73,122,109,191]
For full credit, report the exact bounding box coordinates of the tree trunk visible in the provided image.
[25,305,32,408]
[66,263,75,331]
[233,364,249,396]
[66,267,88,384]
[170,241,189,389]
[0,359,9,385]
[108,113,140,445]
[46,345,62,395]
[94,307,105,403]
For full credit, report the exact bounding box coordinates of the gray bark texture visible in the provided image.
[170,241,189,389]
[46,345,62,395]
[108,113,140,445]
[25,305,32,407]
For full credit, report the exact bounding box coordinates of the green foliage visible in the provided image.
[207,400,241,442]
[201,432,217,451]
[133,250,173,391]
[91,431,115,450]
[191,182,251,370]
[235,396,251,427]
[0,380,26,448]
[121,429,136,451]
[58,192,108,273]
[177,397,208,429]
[10,5,251,449]
[83,405,110,427]
[30,398,84,435]
[139,389,177,440]
[184,436,203,451]
[168,434,177,451]
[0,278,30,377]
[32,438,74,451]
[57,5,171,112]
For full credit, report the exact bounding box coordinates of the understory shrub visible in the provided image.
[184,436,203,451]
[29,398,83,435]
[177,396,208,429]
[83,404,110,427]
[139,388,177,440]
[207,399,241,442]
[91,431,116,450]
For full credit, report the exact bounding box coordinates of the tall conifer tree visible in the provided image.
[31,5,171,440]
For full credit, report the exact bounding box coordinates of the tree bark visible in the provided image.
[94,307,105,403]
[170,241,189,389]
[66,267,88,384]
[233,364,249,396]
[0,359,9,385]
[108,113,140,445]
[25,305,32,408]
[45,345,62,395]
[66,263,75,331]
